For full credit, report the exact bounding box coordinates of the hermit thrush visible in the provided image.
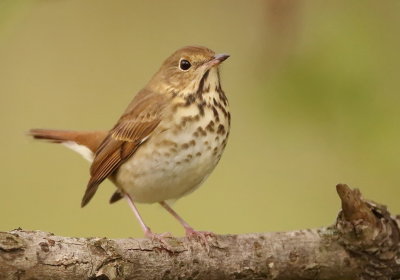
[29,46,230,241]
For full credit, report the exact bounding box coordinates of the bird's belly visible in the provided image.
[115,109,229,203]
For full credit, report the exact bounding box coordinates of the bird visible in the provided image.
[29,45,230,242]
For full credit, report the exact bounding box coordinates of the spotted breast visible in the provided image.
[115,67,230,203]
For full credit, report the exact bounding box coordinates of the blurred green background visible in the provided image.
[1,0,399,239]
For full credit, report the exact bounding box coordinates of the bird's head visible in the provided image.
[147,46,229,97]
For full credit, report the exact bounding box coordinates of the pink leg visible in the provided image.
[125,194,172,247]
[125,194,152,236]
[159,201,214,245]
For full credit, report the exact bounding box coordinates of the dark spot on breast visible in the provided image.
[181,143,189,149]
[195,152,202,157]
[180,117,189,127]
[212,106,220,122]
[216,70,222,91]
[197,70,210,95]
[206,120,215,132]
[216,84,221,93]
[216,102,228,117]
[222,138,228,148]
[218,88,228,106]
[197,103,205,116]
[185,94,196,106]
[180,115,198,127]
[217,124,225,135]
[189,140,196,146]
[196,126,207,137]
[213,98,218,106]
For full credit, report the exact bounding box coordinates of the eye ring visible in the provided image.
[179,59,191,71]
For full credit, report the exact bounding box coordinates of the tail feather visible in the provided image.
[29,128,109,207]
[28,129,108,153]
[29,129,77,143]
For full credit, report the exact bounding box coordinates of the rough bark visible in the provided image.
[1,184,399,280]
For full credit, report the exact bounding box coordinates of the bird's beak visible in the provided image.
[213,53,230,63]
[204,53,230,69]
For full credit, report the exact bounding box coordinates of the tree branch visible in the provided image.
[1,184,399,280]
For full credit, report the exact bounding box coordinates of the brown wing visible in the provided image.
[81,90,169,207]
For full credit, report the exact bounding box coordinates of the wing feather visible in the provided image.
[81,90,169,207]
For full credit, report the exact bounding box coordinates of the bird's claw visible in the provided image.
[185,227,215,250]
[145,228,173,251]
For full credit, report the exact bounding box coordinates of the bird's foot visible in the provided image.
[144,228,173,251]
[185,227,215,250]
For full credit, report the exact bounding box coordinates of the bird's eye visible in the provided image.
[179,59,191,71]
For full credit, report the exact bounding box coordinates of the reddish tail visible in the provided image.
[28,129,108,153]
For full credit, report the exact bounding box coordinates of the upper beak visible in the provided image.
[205,53,230,68]
[213,53,230,63]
